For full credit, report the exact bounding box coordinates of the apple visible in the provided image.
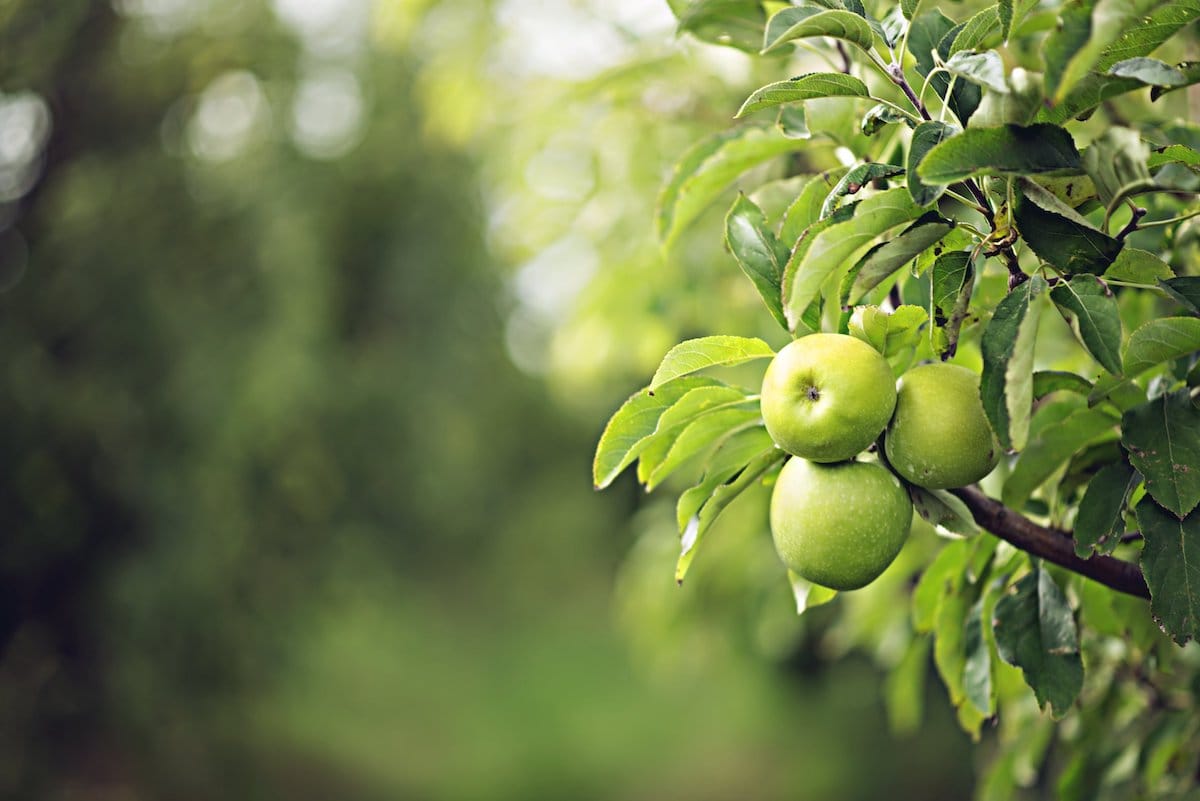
[884,362,1000,489]
[760,333,897,463]
[770,457,912,591]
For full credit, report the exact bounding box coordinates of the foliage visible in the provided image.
[596,0,1200,795]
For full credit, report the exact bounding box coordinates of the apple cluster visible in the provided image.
[761,334,999,591]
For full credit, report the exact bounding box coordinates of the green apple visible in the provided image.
[760,333,897,463]
[884,362,1000,489]
[770,457,912,591]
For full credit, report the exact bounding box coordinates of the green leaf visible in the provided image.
[884,637,930,735]
[965,535,1000,585]
[1002,406,1118,510]
[1151,61,1200,99]
[782,188,927,332]
[1148,143,1200,171]
[1044,0,1117,103]
[917,124,1082,185]
[748,175,811,227]
[593,377,721,489]
[676,426,776,530]
[943,50,1010,94]
[780,167,851,246]
[963,590,999,716]
[1016,176,1099,229]
[820,163,906,219]
[1121,390,1200,518]
[1094,0,1200,71]
[650,335,776,390]
[644,408,762,490]
[907,121,956,205]
[1028,173,1100,209]
[1123,317,1200,377]
[1050,276,1124,374]
[787,570,839,614]
[1136,497,1200,644]
[901,0,923,21]
[1107,56,1189,85]
[993,567,1084,717]
[1105,248,1175,283]
[1161,277,1200,313]
[933,580,971,706]
[981,276,1047,451]
[657,127,809,252]
[861,103,914,136]
[1046,0,1190,103]
[776,105,810,139]
[1041,0,1200,121]
[999,0,1014,39]
[676,448,785,582]
[910,485,980,538]
[1074,460,1137,556]
[653,385,755,435]
[907,11,981,125]
[1081,127,1152,207]
[907,11,955,67]
[1038,73,1143,124]
[1043,2,1090,96]
[797,0,864,13]
[673,0,768,52]
[931,251,973,321]
[1033,370,1093,400]
[736,73,869,117]
[640,388,758,487]
[970,68,1047,127]
[762,6,876,53]
[1087,371,1148,411]
[725,194,791,329]
[848,304,929,359]
[949,5,1003,54]
[930,250,976,358]
[880,5,908,47]
[1013,189,1123,276]
[838,0,870,20]
[844,213,955,303]
[913,540,970,632]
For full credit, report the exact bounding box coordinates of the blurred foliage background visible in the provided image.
[0,1,986,798]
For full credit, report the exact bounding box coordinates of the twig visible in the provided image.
[1116,207,1147,240]
[1000,247,1027,290]
[883,60,1038,290]
[961,181,996,225]
[887,61,933,121]
[1134,207,1200,232]
[836,40,852,74]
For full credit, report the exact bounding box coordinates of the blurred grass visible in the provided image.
[250,577,974,801]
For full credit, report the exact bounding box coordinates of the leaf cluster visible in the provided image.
[599,0,1200,794]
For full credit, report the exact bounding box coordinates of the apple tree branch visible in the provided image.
[949,486,1150,600]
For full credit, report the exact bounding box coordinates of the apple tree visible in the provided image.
[593,0,1200,795]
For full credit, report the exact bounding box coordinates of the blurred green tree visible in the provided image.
[0,2,978,799]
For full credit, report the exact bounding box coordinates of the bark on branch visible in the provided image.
[949,486,1150,600]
